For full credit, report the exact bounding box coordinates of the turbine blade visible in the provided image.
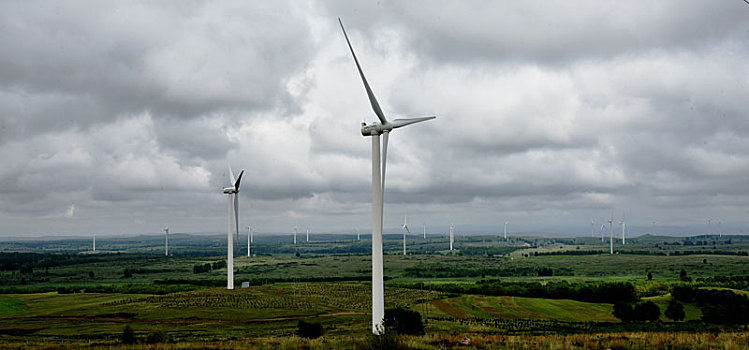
[234,170,244,191]
[391,116,436,129]
[338,18,388,125]
[228,164,236,185]
[381,131,389,191]
[405,225,410,234]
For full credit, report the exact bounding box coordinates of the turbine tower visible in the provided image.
[356,226,360,241]
[306,226,310,242]
[600,224,606,242]
[163,226,169,256]
[340,18,435,334]
[608,212,614,254]
[294,225,298,245]
[449,223,455,251]
[504,221,509,240]
[423,221,426,239]
[402,211,410,255]
[223,165,244,290]
[93,234,96,252]
[247,226,252,257]
[590,219,595,238]
[620,214,626,245]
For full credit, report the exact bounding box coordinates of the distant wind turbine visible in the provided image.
[339,18,436,334]
[223,165,244,290]
[600,224,606,242]
[708,218,712,235]
[608,212,614,254]
[306,226,310,242]
[590,219,595,238]
[449,223,455,251]
[356,226,360,241]
[163,226,169,256]
[246,226,252,257]
[620,214,626,245]
[93,234,96,252]
[402,211,410,255]
[422,221,426,239]
[294,225,298,245]
[504,221,509,240]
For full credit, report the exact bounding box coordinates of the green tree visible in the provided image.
[634,301,661,322]
[297,320,323,339]
[647,272,653,281]
[612,302,634,322]
[383,307,424,335]
[665,300,685,321]
[121,325,136,344]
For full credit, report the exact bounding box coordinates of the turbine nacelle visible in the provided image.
[223,187,237,194]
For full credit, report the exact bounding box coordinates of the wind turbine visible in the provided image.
[503,221,509,240]
[294,225,298,245]
[449,223,455,251]
[402,211,410,255]
[620,214,626,245]
[608,212,614,254]
[247,226,252,257]
[356,226,361,241]
[422,221,426,239]
[223,165,244,290]
[339,18,436,334]
[600,224,606,242]
[306,226,310,242]
[163,226,169,256]
[92,234,96,252]
[707,218,712,235]
[590,219,595,238]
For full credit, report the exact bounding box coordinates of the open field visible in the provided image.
[1,234,748,348]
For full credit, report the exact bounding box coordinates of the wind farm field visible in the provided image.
[2,234,749,348]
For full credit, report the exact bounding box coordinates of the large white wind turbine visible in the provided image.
[504,221,509,240]
[163,226,169,256]
[339,18,435,334]
[223,166,244,290]
[402,211,410,255]
[449,223,455,251]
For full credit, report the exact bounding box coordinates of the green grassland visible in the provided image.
[0,234,748,348]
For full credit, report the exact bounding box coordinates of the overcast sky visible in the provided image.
[1,1,748,238]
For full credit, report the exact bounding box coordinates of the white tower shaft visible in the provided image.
[306,227,309,242]
[227,194,234,289]
[371,135,385,334]
[609,220,614,255]
[93,234,96,252]
[247,226,251,257]
[164,228,169,256]
[504,221,508,240]
[449,224,454,251]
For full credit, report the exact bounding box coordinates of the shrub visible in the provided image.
[146,330,165,344]
[121,325,136,344]
[665,300,685,321]
[383,307,424,335]
[296,320,323,339]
